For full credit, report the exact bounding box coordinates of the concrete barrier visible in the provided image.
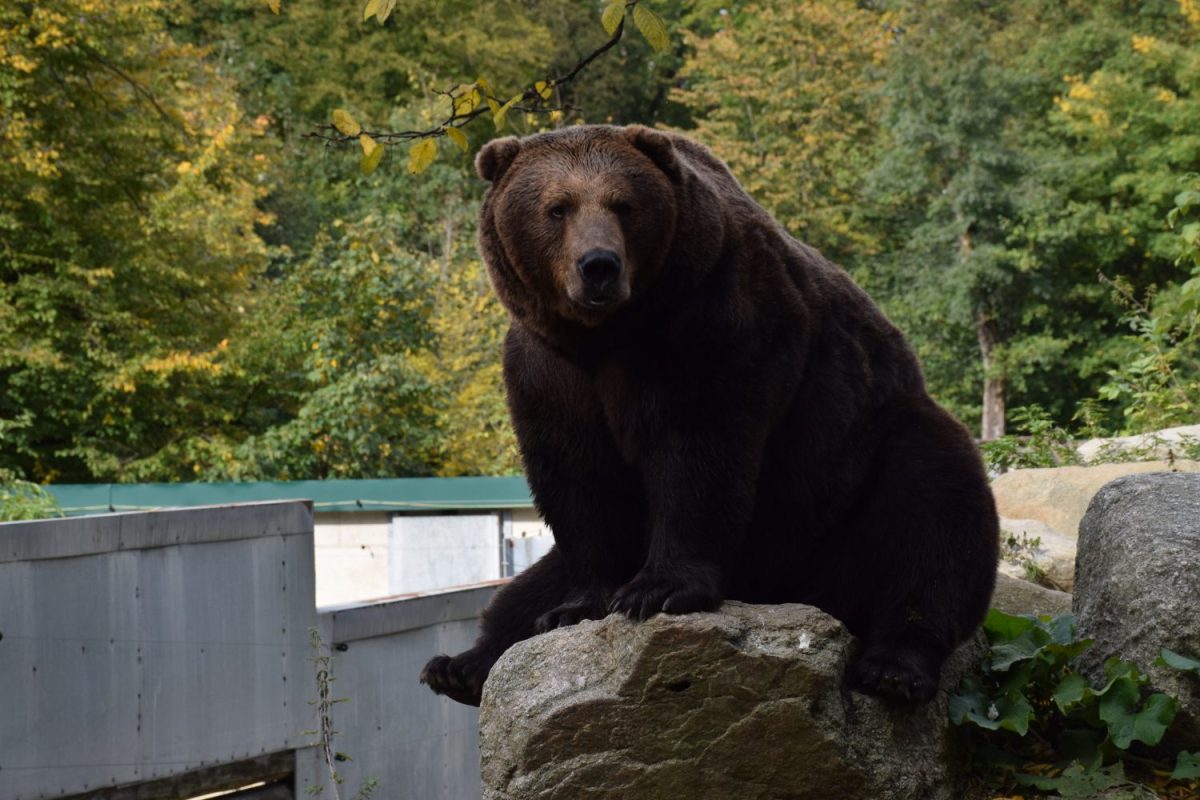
[0,502,497,800]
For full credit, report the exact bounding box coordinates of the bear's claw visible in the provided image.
[848,646,940,705]
[420,648,497,707]
[609,569,722,621]
[534,595,609,632]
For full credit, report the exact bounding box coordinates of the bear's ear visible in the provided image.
[623,125,679,179]
[476,137,522,183]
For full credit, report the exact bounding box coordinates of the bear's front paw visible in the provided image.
[848,644,942,705]
[535,588,611,633]
[608,566,722,621]
[419,647,499,707]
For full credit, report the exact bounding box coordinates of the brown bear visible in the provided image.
[420,125,999,707]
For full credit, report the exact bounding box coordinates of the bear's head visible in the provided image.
[476,126,683,331]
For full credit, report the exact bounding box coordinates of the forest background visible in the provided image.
[1,0,1198,488]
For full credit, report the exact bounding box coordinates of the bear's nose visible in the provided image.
[576,249,623,293]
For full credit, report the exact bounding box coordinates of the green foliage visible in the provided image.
[0,475,62,521]
[1092,270,1200,433]
[305,627,380,800]
[186,213,441,482]
[0,0,272,482]
[1087,176,1200,433]
[674,0,888,262]
[4,0,1200,485]
[981,405,1082,473]
[952,609,1199,796]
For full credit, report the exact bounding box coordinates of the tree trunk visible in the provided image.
[976,312,1006,441]
[958,225,1006,441]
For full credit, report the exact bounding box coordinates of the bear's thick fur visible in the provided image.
[421,125,998,707]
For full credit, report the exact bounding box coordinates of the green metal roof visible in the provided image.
[44,477,535,516]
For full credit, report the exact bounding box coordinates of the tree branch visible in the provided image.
[78,45,189,139]
[305,14,628,147]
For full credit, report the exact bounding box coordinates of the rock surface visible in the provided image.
[998,517,1078,591]
[1074,472,1200,751]
[1075,424,1200,463]
[991,461,1200,541]
[990,572,1072,618]
[479,602,983,800]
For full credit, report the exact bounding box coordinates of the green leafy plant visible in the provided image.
[980,405,1081,474]
[951,609,1199,797]
[0,474,62,522]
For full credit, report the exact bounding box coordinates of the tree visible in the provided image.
[0,0,272,481]
[1041,0,1200,431]
[300,0,682,176]
[868,0,1033,439]
[673,0,889,263]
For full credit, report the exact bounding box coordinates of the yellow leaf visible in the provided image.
[632,4,669,52]
[361,140,385,176]
[267,0,281,13]
[535,80,553,101]
[362,0,379,20]
[478,77,501,116]
[332,108,361,137]
[494,93,522,130]
[601,1,624,35]
[446,127,469,152]
[408,138,437,175]
[454,86,481,117]
[376,0,396,23]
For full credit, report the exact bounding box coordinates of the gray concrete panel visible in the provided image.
[0,501,314,563]
[326,583,502,642]
[0,503,318,799]
[297,588,497,800]
[389,514,503,595]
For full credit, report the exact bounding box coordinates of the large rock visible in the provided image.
[991,461,1200,541]
[480,602,983,800]
[990,572,1072,618]
[998,517,1078,591]
[1074,472,1200,751]
[1076,424,1200,463]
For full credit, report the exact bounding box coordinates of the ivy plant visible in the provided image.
[950,609,1200,797]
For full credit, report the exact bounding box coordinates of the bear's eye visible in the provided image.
[548,204,568,220]
[611,201,633,216]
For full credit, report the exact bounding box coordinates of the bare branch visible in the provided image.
[305,12,629,148]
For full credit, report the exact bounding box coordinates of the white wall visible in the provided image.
[511,507,552,539]
[313,511,390,607]
[313,507,555,606]
[389,513,505,595]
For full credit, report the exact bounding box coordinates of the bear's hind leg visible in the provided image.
[848,621,951,705]
[420,546,572,706]
[843,399,999,705]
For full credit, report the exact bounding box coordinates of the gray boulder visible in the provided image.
[991,461,1200,546]
[990,572,1072,618]
[479,602,983,800]
[998,517,1078,591]
[1076,424,1200,463]
[1074,472,1200,751]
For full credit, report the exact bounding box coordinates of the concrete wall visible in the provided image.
[298,585,499,800]
[510,507,551,539]
[0,502,319,800]
[313,509,553,606]
[313,511,391,607]
[1,503,499,800]
[390,514,505,595]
